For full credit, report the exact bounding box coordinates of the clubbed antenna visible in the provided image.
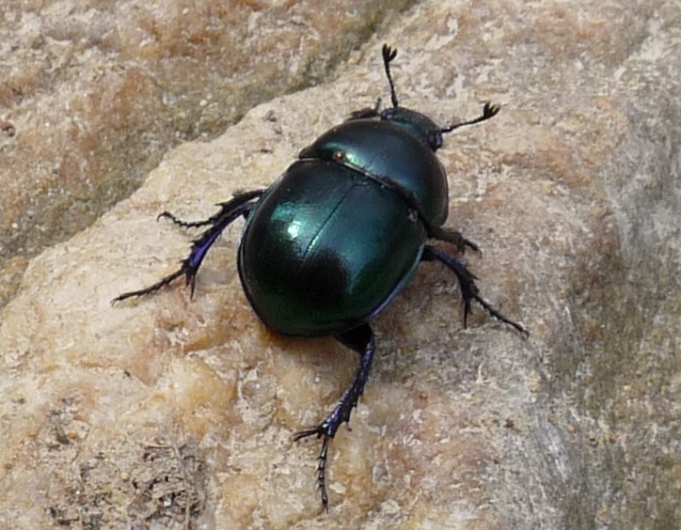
[382,44,399,108]
[441,102,500,134]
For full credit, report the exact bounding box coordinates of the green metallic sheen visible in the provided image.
[298,119,449,227]
[238,159,427,337]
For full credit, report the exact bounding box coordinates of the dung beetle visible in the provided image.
[114,44,527,507]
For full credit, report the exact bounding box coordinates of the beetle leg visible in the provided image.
[155,190,264,228]
[422,245,528,336]
[428,226,480,254]
[294,324,375,507]
[112,190,265,304]
[156,210,215,229]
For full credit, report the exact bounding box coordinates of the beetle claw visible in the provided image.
[113,45,527,510]
[294,427,331,507]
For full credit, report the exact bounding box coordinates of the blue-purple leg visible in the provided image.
[112,189,265,303]
[294,324,375,508]
[422,245,527,336]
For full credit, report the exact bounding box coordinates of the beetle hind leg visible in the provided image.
[294,324,375,507]
[112,190,265,304]
[422,245,527,336]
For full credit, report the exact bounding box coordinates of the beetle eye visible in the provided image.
[332,151,345,162]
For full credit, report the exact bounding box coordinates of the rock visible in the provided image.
[0,0,414,307]
[1,0,680,528]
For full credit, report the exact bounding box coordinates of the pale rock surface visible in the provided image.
[0,0,413,306]
[1,0,680,528]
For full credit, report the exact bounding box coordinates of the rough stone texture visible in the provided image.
[0,0,414,307]
[1,0,680,528]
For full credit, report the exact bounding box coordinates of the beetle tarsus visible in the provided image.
[111,266,193,305]
[294,324,375,507]
[293,428,331,508]
[157,210,212,229]
[468,289,529,337]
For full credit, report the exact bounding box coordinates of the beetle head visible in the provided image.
[380,106,445,151]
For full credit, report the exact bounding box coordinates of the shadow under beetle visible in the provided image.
[113,45,527,508]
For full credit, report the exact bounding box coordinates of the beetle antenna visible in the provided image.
[382,44,400,108]
[441,102,500,134]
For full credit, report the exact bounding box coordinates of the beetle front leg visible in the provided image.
[156,189,265,229]
[294,324,375,507]
[112,190,265,303]
[422,245,528,336]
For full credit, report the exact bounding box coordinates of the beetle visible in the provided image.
[113,44,527,507]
